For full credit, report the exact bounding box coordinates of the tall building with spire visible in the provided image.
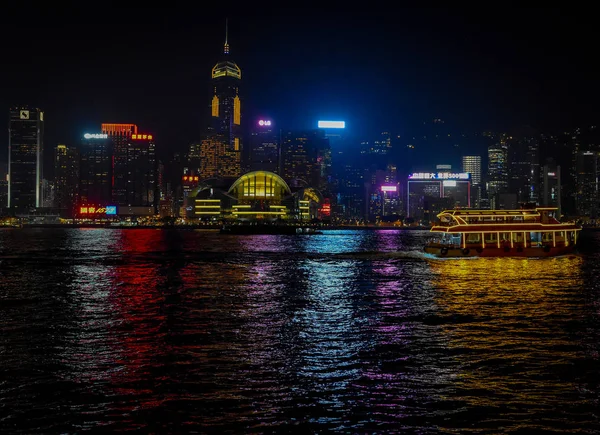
[203,20,242,179]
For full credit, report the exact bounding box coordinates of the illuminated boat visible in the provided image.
[423,207,581,257]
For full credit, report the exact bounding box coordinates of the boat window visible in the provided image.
[467,233,481,243]
[484,233,497,243]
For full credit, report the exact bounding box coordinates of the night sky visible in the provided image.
[2,6,598,162]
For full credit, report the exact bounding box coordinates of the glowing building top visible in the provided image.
[212,19,241,80]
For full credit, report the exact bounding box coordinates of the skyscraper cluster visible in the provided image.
[3,24,600,225]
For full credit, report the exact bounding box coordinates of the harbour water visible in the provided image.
[1,228,599,433]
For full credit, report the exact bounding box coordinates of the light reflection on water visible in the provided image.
[0,229,599,433]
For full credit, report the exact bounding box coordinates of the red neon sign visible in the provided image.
[131,134,153,140]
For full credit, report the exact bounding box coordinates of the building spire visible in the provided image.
[224,18,229,54]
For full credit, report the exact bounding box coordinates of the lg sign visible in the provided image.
[258,120,272,126]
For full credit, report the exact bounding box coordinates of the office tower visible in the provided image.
[487,138,509,208]
[79,133,112,206]
[508,136,540,204]
[462,156,482,185]
[281,130,330,190]
[188,143,202,176]
[204,21,242,178]
[101,123,137,205]
[54,144,80,215]
[462,155,482,208]
[0,161,8,209]
[407,171,471,223]
[542,159,561,216]
[247,119,279,173]
[8,106,44,212]
[127,133,157,208]
[574,150,599,217]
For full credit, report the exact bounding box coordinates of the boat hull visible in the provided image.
[423,244,577,258]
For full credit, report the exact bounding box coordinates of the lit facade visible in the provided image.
[247,120,279,173]
[54,144,79,215]
[281,130,330,190]
[102,123,137,206]
[188,171,320,221]
[8,106,44,212]
[206,24,242,178]
[487,139,509,208]
[79,134,112,206]
[542,161,561,216]
[508,136,540,204]
[126,135,157,209]
[574,150,599,217]
[407,172,471,224]
[462,156,482,185]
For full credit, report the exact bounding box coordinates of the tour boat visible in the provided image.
[423,207,581,257]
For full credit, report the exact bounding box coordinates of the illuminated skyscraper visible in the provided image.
[8,106,44,212]
[281,130,330,190]
[79,134,112,206]
[247,119,279,173]
[205,20,242,178]
[487,138,509,206]
[126,134,157,208]
[54,144,79,215]
[462,155,482,208]
[102,123,137,205]
[462,156,482,185]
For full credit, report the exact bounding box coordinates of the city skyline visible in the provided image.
[2,8,600,159]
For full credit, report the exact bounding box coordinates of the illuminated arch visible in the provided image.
[228,171,291,200]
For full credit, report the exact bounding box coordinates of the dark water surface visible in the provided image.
[1,228,599,433]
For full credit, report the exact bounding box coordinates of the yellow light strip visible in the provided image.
[195,211,221,215]
[232,205,251,208]
[232,211,287,215]
[195,205,221,208]
[196,199,221,202]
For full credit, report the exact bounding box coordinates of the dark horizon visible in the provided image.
[2,7,599,161]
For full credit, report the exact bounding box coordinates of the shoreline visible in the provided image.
[12,223,434,231]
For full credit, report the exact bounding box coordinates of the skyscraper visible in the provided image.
[204,21,242,178]
[126,134,157,208]
[8,107,44,212]
[247,119,279,173]
[102,123,137,205]
[508,136,540,204]
[281,130,330,190]
[487,138,509,206]
[54,144,79,216]
[79,134,112,206]
[462,156,482,185]
[462,155,482,208]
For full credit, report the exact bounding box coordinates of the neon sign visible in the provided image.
[131,134,153,140]
[409,172,470,180]
[318,120,345,129]
[79,205,117,215]
[183,176,199,182]
[381,185,398,192]
[258,120,272,126]
[83,133,108,139]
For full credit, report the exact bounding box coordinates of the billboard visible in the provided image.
[381,185,398,192]
[83,133,108,139]
[131,134,153,140]
[318,120,345,129]
[258,120,272,126]
[409,172,470,180]
[79,205,117,215]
